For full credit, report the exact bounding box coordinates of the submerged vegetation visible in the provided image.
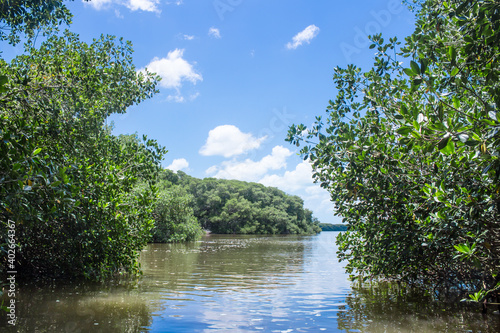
[288,0,500,307]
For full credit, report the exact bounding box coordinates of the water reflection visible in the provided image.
[2,232,496,332]
[338,282,500,333]
[139,234,351,332]
[0,282,152,332]
[140,235,313,293]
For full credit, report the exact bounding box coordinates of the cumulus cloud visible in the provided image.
[85,0,161,13]
[206,146,293,181]
[259,159,335,221]
[208,27,221,39]
[166,158,189,172]
[125,0,160,12]
[286,24,320,50]
[200,125,266,158]
[141,49,202,90]
[258,160,314,192]
[85,0,112,10]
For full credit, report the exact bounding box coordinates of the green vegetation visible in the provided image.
[155,169,321,237]
[319,223,348,232]
[151,186,203,243]
[0,0,320,280]
[288,0,500,306]
[1,0,165,280]
[0,0,74,45]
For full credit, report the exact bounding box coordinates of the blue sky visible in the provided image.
[7,0,417,223]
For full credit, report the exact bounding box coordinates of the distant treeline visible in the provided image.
[319,223,348,232]
[152,169,322,241]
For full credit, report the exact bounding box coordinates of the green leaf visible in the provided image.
[413,79,423,86]
[449,46,457,65]
[404,68,416,77]
[410,60,420,75]
[50,181,62,187]
[437,211,446,219]
[400,104,409,115]
[396,126,412,136]
[419,58,428,74]
[441,139,455,155]
[33,148,42,155]
[450,67,459,76]
[464,140,480,147]
[438,135,451,151]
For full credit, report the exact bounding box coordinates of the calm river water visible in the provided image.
[2,232,499,332]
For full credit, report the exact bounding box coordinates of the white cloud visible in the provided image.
[206,146,293,181]
[114,9,124,18]
[208,27,221,39]
[183,34,195,40]
[286,24,320,50]
[165,92,199,103]
[200,125,266,158]
[85,0,161,13]
[259,160,314,192]
[86,0,113,10]
[166,158,189,172]
[203,144,337,222]
[259,159,335,222]
[189,92,200,101]
[141,49,202,90]
[125,0,160,12]
[166,94,185,103]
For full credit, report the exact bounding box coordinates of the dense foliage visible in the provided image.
[0,1,165,280]
[157,169,322,236]
[287,0,500,305]
[0,0,74,45]
[151,186,203,243]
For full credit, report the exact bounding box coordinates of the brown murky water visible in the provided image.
[1,232,499,332]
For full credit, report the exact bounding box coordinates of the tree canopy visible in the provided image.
[0,0,75,45]
[287,0,500,306]
[1,1,165,280]
[154,169,321,237]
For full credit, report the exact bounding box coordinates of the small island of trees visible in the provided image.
[151,169,321,242]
